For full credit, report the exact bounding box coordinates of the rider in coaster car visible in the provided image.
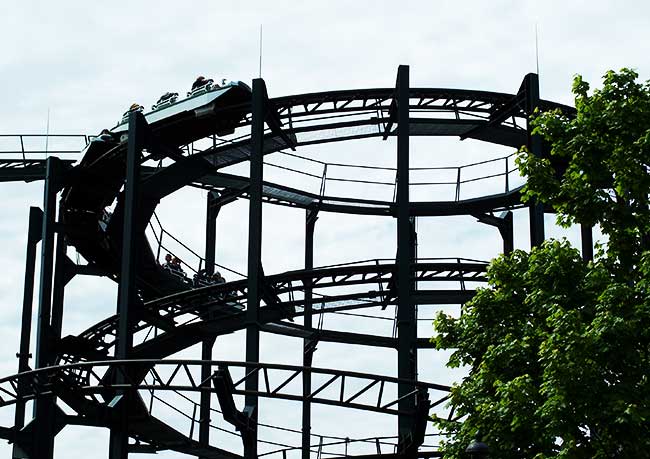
[97,129,115,142]
[156,92,178,104]
[172,257,185,275]
[212,271,226,284]
[162,253,173,269]
[193,269,208,287]
[191,75,214,91]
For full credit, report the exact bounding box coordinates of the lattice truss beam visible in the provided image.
[55,261,487,362]
[0,360,451,417]
[0,72,575,458]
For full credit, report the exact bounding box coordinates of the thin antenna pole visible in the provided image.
[535,23,540,76]
[45,108,50,159]
[259,24,263,78]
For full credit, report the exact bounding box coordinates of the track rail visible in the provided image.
[2,77,573,458]
[59,260,487,361]
[0,360,449,417]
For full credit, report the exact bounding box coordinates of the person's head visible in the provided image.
[165,253,172,262]
[196,76,205,82]
[172,256,181,264]
[216,271,221,277]
[129,103,140,111]
[100,129,111,135]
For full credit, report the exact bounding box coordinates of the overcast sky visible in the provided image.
[1,1,649,457]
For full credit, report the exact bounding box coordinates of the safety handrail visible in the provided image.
[0,134,89,162]
[305,257,488,271]
[147,212,245,278]
[264,149,522,201]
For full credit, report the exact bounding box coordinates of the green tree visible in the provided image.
[432,69,650,458]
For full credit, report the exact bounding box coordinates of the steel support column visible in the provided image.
[205,191,220,276]
[501,211,514,254]
[200,191,220,456]
[302,208,318,459]
[14,207,42,454]
[32,157,61,459]
[581,224,594,262]
[395,65,417,456]
[245,77,266,459]
[524,73,545,248]
[199,337,216,457]
[50,207,68,341]
[475,211,514,255]
[109,111,146,459]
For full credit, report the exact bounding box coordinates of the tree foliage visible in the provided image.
[432,69,650,458]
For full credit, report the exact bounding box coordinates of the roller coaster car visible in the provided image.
[72,131,120,171]
[110,80,252,142]
[162,265,192,286]
[95,132,117,143]
[118,104,145,126]
[188,80,213,97]
[152,92,180,111]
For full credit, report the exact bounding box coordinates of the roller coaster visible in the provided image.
[0,65,580,458]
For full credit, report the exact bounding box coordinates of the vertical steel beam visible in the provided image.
[524,73,545,248]
[32,157,60,459]
[500,211,514,255]
[581,224,594,262]
[245,77,266,459]
[34,158,59,369]
[50,207,68,341]
[302,208,318,459]
[199,337,216,457]
[205,191,220,276]
[200,191,219,456]
[109,110,146,459]
[114,111,145,359]
[476,212,514,255]
[395,65,417,456]
[14,207,42,437]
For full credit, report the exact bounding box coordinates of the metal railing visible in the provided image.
[263,149,523,203]
[146,211,245,280]
[144,383,443,458]
[0,134,89,162]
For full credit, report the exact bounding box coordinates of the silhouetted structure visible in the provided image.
[0,66,582,459]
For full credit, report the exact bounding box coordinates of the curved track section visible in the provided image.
[0,360,450,416]
[2,70,574,458]
[58,83,568,301]
[58,260,487,363]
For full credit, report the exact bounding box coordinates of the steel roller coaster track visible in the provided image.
[0,66,578,459]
